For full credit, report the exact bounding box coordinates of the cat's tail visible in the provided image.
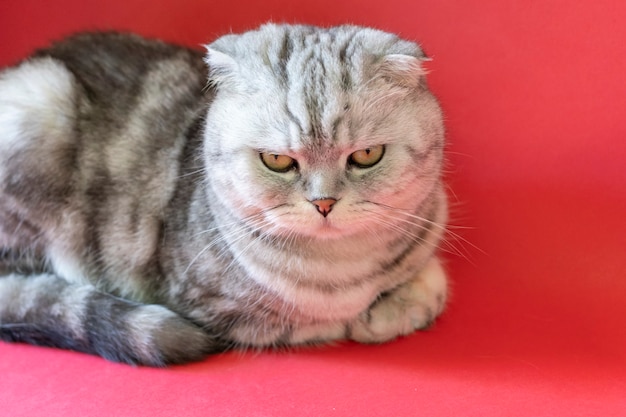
[0,273,221,366]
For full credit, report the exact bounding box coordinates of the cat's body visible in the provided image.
[0,24,448,365]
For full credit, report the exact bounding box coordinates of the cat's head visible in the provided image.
[202,24,445,239]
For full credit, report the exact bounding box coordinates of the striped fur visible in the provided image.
[0,24,448,365]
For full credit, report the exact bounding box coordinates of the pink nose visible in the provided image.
[311,198,337,217]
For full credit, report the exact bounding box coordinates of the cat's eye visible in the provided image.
[260,152,297,173]
[348,145,385,168]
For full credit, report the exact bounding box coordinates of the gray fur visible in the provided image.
[0,24,448,365]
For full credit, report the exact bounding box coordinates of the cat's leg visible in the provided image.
[0,273,221,365]
[288,257,447,345]
[348,256,447,343]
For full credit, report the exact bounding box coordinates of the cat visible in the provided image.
[0,23,448,366]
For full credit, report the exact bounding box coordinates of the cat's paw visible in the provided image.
[349,257,447,343]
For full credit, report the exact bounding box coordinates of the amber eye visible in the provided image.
[348,145,385,168]
[260,152,297,172]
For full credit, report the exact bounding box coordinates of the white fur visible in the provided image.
[201,24,447,344]
[289,321,347,345]
[0,274,40,319]
[0,58,76,178]
[350,257,447,342]
[48,246,89,285]
[283,256,447,345]
[126,305,178,361]
[0,273,90,339]
[49,282,93,339]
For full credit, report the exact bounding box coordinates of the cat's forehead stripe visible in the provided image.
[276,28,360,145]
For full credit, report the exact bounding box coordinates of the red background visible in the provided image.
[1,0,625,415]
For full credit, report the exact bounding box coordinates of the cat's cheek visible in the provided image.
[206,171,264,218]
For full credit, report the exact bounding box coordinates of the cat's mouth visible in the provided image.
[308,217,357,240]
[274,216,347,240]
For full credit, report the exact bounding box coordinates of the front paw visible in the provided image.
[349,257,447,343]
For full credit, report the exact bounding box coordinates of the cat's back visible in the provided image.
[0,32,210,281]
[0,32,209,207]
[30,32,206,102]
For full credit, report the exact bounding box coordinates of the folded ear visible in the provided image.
[204,47,240,88]
[377,53,430,88]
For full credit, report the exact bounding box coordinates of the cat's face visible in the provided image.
[203,24,444,239]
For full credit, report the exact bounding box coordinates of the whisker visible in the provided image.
[176,168,206,179]
[215,208,293,277]
[378,212,469,259]
[191,213,263,238]
[191,204,286,238]
[185,213,275,274]
[370,202,485,255]
[443,182,463,206]
[360,204,478,262]
[370,213,468,260]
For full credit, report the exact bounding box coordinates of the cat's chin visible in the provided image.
[279,220,362,241]
[309,224,352,240]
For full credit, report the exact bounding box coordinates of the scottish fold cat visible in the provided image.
[0,23,448,365]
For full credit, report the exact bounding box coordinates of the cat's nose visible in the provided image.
[311,198,337,217]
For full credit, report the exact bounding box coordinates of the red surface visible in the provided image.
[1,1,625,415]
